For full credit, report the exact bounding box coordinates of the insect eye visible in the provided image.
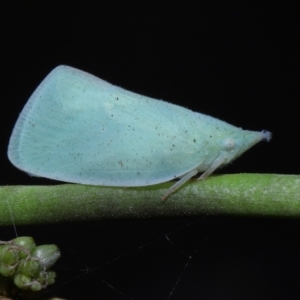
[222,138,236,151]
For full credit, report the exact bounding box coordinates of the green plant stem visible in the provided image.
[0,174,299,226]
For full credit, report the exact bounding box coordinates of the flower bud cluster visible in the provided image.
[0,237,60,292]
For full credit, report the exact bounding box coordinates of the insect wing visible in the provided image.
[8,66,207,186]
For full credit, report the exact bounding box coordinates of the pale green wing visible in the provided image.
[8,66,209,187]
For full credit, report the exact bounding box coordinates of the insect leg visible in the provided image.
[198,156,225,180]
[161,169,198,201]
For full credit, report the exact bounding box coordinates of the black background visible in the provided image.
[1,2,299,299]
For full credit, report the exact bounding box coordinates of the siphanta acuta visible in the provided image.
[8,66,271,200]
